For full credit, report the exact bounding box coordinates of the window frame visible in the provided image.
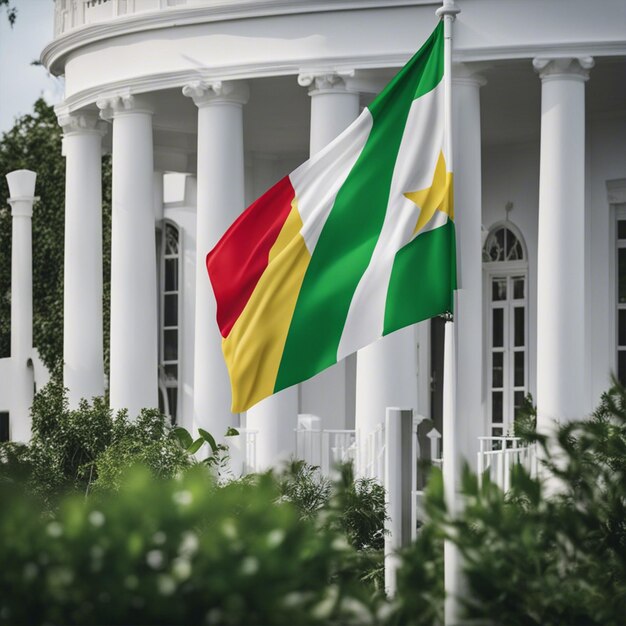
[158,220,183,424]
[483,222,529,437]
[614,204,626,384]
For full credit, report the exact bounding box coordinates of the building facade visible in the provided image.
[4,0,625,470]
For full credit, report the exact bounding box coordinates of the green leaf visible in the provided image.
[225,427,239,437]
[187,438,204,455]
[172,427,193,449]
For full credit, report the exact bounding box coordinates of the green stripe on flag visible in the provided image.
[383,220,456,335]
[275,23,444,391]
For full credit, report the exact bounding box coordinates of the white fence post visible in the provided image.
[384,407,414,597]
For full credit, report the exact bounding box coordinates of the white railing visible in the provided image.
[228,428,258,476]
[294,427,357,475]
[477,436,538,492]
[53,0,266,37]
[360,423,386,483]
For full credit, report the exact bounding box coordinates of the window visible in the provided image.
[0,412,8,442]
[483,225,528,437]
[616,207,626,384]
[159,222,181,424]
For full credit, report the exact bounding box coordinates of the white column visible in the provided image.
[6,170,36,442]
[356,328,416,441]
[58,112,106,407]
[533,57,593,431]
[183,80,249,441]
[298,71,360,430]
[452,64,486,470]
[98,94,158,418]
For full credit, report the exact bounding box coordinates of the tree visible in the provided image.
[0,99,112,374]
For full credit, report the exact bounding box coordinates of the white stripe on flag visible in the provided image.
[290,109,373,254]
[337,83,445,360]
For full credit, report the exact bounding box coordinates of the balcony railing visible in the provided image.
[53,0,289,38]
[477,436,538,491]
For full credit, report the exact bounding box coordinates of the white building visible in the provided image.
[2,0,625,472]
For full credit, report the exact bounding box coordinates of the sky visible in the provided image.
[0,0,62,133]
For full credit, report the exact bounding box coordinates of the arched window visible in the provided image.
[483,224,528,437]
[158,221,181,424]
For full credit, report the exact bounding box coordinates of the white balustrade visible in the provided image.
[477,436,538,491]
[228,428,259,476]
[54,0,273,37]
[294,427,357,476]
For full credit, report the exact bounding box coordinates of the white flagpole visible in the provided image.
[435,1,462,624]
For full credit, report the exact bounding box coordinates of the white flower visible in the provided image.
[146,550,164,570]
[172,557,192,581]
[157,574,176,596]
[178,531,199,557]
[221,520,237,540]
[46,522,62,538]
[173,490,193,506]
[240,556,259,576]
[88,511,105,527]
[266,529,285,548]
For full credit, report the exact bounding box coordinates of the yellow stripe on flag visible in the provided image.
[222,199,311,411]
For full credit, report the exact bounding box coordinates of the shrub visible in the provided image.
[440,382,626,626]
[0,375,192,501]
[0,466,377,626]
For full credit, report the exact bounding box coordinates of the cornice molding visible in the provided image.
[41,0,437,75]
[56,39,625,115]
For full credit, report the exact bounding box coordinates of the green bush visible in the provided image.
[434,382,626,626]
[0,466,377,626]
[1,374,191,501]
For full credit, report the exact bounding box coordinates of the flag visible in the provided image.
[207,22,456,412]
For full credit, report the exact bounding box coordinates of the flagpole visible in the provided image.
[435,1,462,624]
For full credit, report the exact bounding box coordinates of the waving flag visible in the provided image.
[207,23,455,412]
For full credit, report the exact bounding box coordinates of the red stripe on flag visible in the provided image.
[206,175,295,338]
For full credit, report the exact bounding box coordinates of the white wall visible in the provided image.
[587,114,626,408]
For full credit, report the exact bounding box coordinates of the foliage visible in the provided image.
[277,460,387,591]
[0,466,378,626]
[387,470,445,626]
[277,460,332,519]
[514,392,537,439]
[440,381,626,626]
[174,426,240,481]
[92,409,192,493]
[0,99,112,372]
[0,374,191,501]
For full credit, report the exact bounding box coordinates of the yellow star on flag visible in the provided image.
[404,150,454,236]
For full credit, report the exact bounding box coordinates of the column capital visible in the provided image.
[182,80,249,108]
[96,93,154,121]
[8,198,35,218]
[57,111,108,137]
[452,62,487,88]
[533,56,594,82]
[297,70,356,96]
